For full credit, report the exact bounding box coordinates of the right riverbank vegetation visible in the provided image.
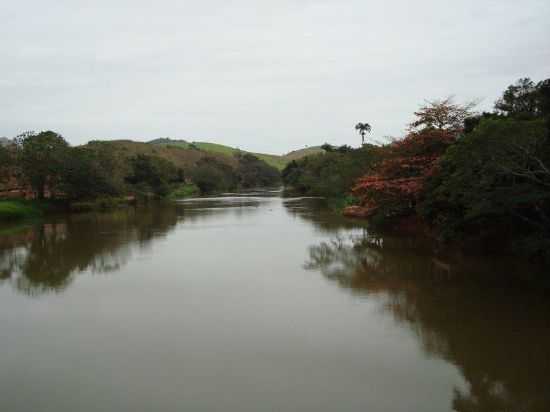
[283,77,550,264]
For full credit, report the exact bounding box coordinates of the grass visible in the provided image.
[193,142,289,170]
[167,183,199,199]
[149,139,324,171]
[326,195,359,212]
[0,200,42,221]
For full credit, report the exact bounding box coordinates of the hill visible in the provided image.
[84,139,239,170]
[146,138,324,170]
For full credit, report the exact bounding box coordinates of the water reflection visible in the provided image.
[0,196,271,296]
[0,206,180,296]
[283,196,371,235]
[304,231,550,411]
[1,193,549,411]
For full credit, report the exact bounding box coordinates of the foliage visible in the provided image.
[60,147,125,200]
[346,77,550,263]
[147,138,321,170]
[125,154,182,197]
[409,97,477,133]
[417,77,550,261]
[355,122,371,145]
[320,143,353,153]
[0,145,14,183]
[282,145,380,198]
[189,153,280,194]
[191,158,239,193]
[15,131,69,199]
[419,118,550,259]
[350,119,461,221]
[2,131,284,203]
[235,152,280,188]
[494,77,550,119]
[167,183,199,199]
[0,200,42,220]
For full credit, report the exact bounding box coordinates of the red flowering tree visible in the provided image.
[345,98,475,220]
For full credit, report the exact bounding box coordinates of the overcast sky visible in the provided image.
[1,0,549,153]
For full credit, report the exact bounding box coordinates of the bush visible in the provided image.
[0,145,14,183]
[191,158,238,194]
[16,131,69,199]
[168,183,199,199]
[235,153,280,188]
[0,200,42,220]
[125,154,181,197]
[282,145,380,198]
[419,118,550,260]
[61,147,125,200]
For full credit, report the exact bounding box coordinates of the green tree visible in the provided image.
[282,145,380,199]
[191,158,238,194]
[419,118,550,260]
[15,131,69,199]
[495,78,539,118]
[0,144,13,183]
[125,154,180,197]
[61,147,124,200]
[235,153,280,188]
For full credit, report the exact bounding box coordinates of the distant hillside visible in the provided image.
[85,139,239,170]
[147,138,324,170]
[283,146,325,161]
[148,137,189,145]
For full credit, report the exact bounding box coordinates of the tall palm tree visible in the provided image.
[355,122,372,145]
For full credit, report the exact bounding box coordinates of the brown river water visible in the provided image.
[0,190,549,411]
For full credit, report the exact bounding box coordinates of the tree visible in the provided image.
[60,147,125,200]
[348,128,456,220]
[495,78,539,118]
[191,158,238,194]
[419,118,550,259]
[282,145,380,199]
[15,131,69,199]
[346,100,469,221]
[0,144,13,183]
[409,97,477,133]
[125,154,180,197]
[355,122,372,145]
[235,152,280,188]
[537,78,550,119]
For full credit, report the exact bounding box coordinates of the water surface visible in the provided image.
[1,191,549,411]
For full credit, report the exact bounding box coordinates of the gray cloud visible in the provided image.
[1,0,549,153]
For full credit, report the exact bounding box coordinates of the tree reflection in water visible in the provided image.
[0,206,180,296]
[0,197,264,297]
[304,230,550,412]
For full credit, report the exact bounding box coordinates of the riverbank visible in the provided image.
[0,183,202,221]
[0,199,45,221]
[0,197,137,220]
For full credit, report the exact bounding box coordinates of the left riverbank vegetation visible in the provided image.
[0,133,281,219]
[282,77,550,264]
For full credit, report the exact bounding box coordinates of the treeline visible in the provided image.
[192,152,280,193]
[0,133,280,205]
[283,77,550,263]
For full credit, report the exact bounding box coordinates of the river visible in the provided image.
[0,190,549,411]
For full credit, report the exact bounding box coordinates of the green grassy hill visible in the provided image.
[147,139,324,170]
[85,140,239,170]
